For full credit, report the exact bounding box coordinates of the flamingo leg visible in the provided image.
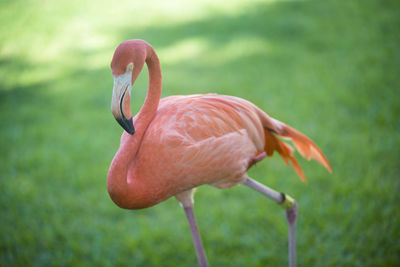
[242,177,297,267]
[182,204,209,267]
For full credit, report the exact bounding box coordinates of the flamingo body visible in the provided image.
[121,94,264,208]
[111,92,330,209]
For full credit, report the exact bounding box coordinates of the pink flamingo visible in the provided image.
[108,39,331,267]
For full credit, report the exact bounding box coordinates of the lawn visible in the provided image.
[0,0,399,266]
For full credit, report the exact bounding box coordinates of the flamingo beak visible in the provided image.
[111,64,135,135]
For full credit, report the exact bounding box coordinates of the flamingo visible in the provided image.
[107,39,331,267]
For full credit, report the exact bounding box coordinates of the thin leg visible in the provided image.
[183,205,209,267]
[243,177,297,267]
[242,177,282,203]
[287,202,297,267]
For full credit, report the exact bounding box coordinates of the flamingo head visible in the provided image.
[110,40,147,135]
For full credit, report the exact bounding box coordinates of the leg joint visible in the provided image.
[279,193,296,210]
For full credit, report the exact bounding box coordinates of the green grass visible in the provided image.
[1,0,399,266]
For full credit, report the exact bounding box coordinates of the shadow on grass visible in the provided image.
[119,1,325,50]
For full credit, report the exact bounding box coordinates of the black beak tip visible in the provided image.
[116,117,135,135]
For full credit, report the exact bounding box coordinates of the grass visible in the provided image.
[1,0,399,266]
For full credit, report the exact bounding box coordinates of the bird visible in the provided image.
[107,39,331,267]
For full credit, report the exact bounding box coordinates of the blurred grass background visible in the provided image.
[0,0,399,266]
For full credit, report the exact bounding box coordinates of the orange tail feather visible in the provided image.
[261,112,332,182]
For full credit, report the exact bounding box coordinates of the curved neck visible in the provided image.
[135,51,162,134]
[107,46,162,209]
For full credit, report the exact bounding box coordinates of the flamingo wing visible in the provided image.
[131,94,264,193]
